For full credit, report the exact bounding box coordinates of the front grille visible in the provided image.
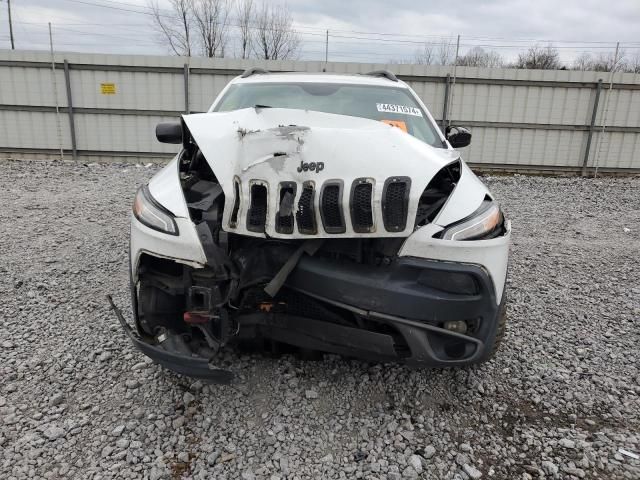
[241,178,410,235]
[382,177,411,231]
[247,183,267,232]
[350,179,374,233]
[320,182,345,234]
[275,182,296,234]
[296,182,317,234]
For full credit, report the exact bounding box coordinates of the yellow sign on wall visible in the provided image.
[100,83,116,95]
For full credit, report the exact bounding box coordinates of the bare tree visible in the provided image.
[627,52,640,74]
[515,44,561,70]
[483,50,504,68]
[437,40,456,65]
[457,47,504,68]
[253,2,300,60]
[589,49,627,72]
[236,0,254,59]
[192,0,230,57]
[149,0,193,56]
[572,49,628,72]
[413,40,456,65]
[413,43,436,65]
[572,52,592,71]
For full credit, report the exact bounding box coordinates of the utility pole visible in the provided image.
[324,30,329,64]
[593,41,620,178]
[7,0,15,49]
[49,22,64,160]
[448,34,461,127]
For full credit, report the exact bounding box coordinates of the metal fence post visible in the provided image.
[63,59,77,160]
[183,63,190,114]
[48,23,64,160]
[581,79,603,177]
[441,73,451,130]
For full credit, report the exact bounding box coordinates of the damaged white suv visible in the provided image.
[108,69,511,381]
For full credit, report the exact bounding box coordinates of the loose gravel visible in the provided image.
[1,159,639,480]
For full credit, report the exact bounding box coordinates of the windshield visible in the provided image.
[213,82,445,148]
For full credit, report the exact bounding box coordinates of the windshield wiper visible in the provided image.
[254,104,272,109]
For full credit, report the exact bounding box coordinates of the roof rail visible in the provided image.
[240,67,269,78]
[363,70,398,82]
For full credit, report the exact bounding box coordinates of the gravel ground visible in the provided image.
[1,159,639,480]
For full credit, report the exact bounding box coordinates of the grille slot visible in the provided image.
[246,183,267,232]
[296,182,317,234]
[350,179,374,233]
[229,179,240,228]
[275,182,296,234]
[382,177,411,232]
[320,182,345,234]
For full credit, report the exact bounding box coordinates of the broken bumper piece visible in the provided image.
[111,253,504,381]
[234,309,492,367]
[107,295,234,383]
[274,256,503,367]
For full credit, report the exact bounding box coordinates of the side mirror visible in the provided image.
[445,126,471,148]
[156,122,182,144]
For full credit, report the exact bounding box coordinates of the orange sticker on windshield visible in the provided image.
[381,119,408,133]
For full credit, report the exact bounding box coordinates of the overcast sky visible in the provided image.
[1,0,639,64]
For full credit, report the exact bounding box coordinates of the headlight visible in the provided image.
[441,200,503,240]
[133,185,179,235]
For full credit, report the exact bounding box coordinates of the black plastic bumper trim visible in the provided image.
[237,313,399,362]
[283,288,486,365]
[286,256,495,322]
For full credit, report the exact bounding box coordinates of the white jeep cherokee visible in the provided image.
[108,69,511,381]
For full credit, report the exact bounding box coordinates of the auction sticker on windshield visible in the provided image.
[376,103,423,116]
[381,119,408,132]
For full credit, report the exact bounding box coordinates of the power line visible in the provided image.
[61,0,157,17]
[22,0,640,50]
[58,0,329,34]
[327,33,625,50]
[315,29,640,45]
[23,16,634,46]
[61,0,636,47]
[13,20,153,27]
[14,20,329,39]
[16,20,635,53]
[54,0,640,46]
[10,0,640,65]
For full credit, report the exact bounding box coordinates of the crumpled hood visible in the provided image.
[181,108,486,238]
[184,108,457,181]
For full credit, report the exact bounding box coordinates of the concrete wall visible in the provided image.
[1,49,639,173]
